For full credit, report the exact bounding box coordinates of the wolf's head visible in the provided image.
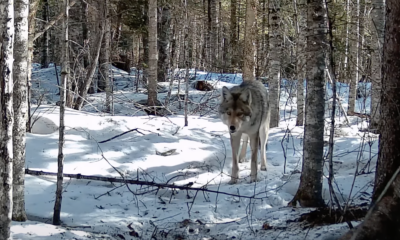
[218,86,252,134]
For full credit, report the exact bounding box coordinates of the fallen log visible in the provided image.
[25,169,262,199]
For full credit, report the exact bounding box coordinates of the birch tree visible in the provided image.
[147,0,158,108]
[268,0,281,127]
[12,0,29,221]
[289,0,326,208]
[0,0,15,237]
[242,0,258,81]
[370,0,385,130]
[340,2,400,239]
[53,0,69,225]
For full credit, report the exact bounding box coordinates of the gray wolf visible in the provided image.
[218,80,270,184]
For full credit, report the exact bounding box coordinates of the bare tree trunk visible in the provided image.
[259,0,268,78]
[242,0,258,81]
[98,0,111,112]
[157,3,171,82]
[26,0,41,133]
[142,3,149,85]
[53,0,69,226]
[268,0,282,127]
[81,0,89,69]
[147,0,158,108]
[0,0,15,238]
[184,0,193,127]
[369,0,385,130]
[41,0,50,68]
[339,2,400,239]
[288,0,326,208]
[12,0,29,222]
[169,18,177,70]
[347,0,360,115]
[294,0,306,126]
[209,0,218,70]
[74,20,105,110]
[230,0,238,70]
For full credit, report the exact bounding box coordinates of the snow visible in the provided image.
[12,64,377,239]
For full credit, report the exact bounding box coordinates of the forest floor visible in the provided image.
[11,64,377,240]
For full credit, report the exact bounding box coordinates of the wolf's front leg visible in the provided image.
[229,133,242,184]
[238,134,248,163]
[249,133,260,183]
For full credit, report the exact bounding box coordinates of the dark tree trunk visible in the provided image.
[288,0,327,208]
[230,0,238,69]
[339,2,400,239]
[41,0,50,68]
[157,3,171,82]
[81,0,89,69]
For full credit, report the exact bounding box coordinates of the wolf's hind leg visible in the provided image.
[239,134,248,163]
[249,133,259,183]
[259,125,269,171]
[229,133,242,184]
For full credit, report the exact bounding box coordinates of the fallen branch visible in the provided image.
[98,128,146,143]
[25,169,263,199]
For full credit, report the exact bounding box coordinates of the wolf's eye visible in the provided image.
[227,112,231,116]
[237,113,243,117]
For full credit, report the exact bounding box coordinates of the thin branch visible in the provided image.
[32,0,78,42]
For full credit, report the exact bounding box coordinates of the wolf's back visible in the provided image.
[238,81,270,126]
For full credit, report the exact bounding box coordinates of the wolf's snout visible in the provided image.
[229,126,236,132]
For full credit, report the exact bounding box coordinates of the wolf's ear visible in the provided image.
[221,86,232,101]
[240,89,252,105]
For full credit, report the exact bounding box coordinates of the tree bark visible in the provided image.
[12,0,29,222]
[294,0,306,126]
[339,2,400,239]
[147,0,158,108]
[242,0,258,81]
[98,0,111,112]
[184,1,193,127]
[268,0,281,127]
[41,0,49,68]
[347,0,360,115]
[230,0,238,70]
[288,0,326,208]
[208,0,218,70]
[157,3,171,82]
[26,0,41,133]
[0,0,15,238]
[81,0,89,69]
[53,0,69,226]
[369,0,385,130]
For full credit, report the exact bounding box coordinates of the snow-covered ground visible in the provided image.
[12,64,377,239]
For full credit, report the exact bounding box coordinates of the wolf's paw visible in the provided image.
[249,176,258,183]
[260,165,267,171]
[228,178,238,184]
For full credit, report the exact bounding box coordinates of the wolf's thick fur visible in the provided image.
[218,81,270,184]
